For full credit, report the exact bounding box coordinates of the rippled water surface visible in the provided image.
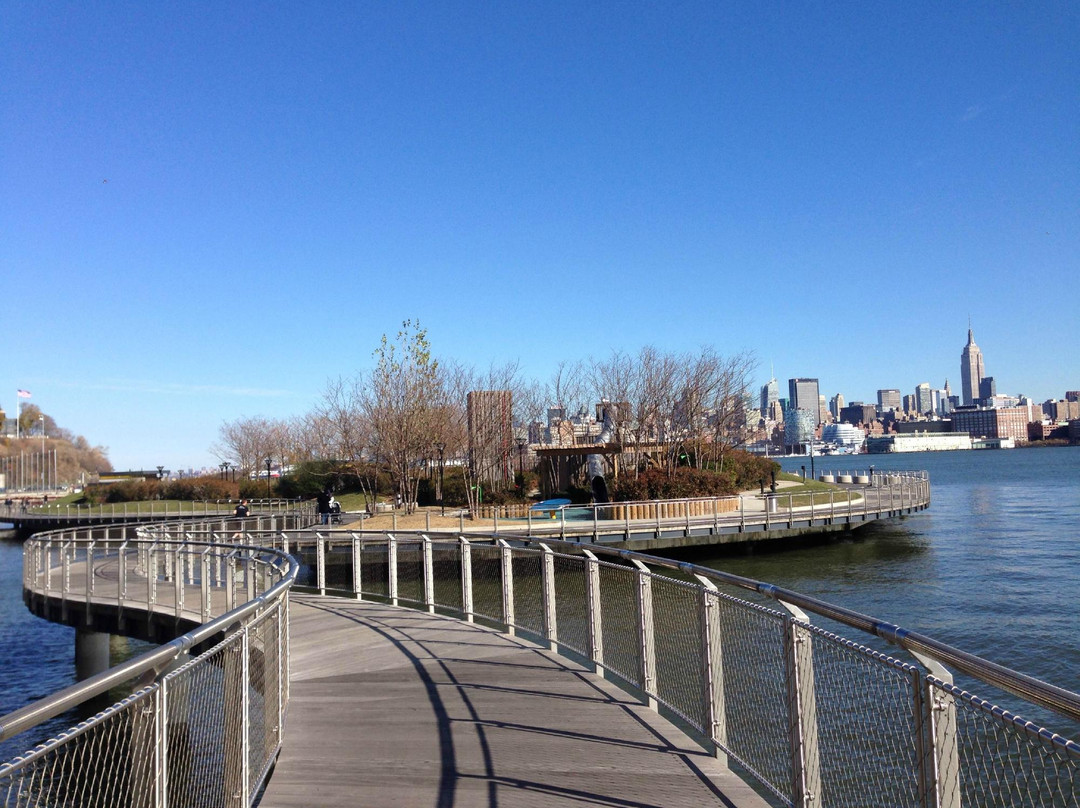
[708,447,1080,701]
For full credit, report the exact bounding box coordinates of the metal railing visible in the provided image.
[5,497,314,521]
[0,518,303,807]
[261,526,1077,808]
[468,470,930,540]
[6,475,1077,808]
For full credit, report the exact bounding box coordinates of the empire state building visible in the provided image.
[960,328,985,406]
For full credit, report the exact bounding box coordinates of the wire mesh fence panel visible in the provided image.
[808,627,922,807]
[431,542,464,615]
[469,545,504,627]
[511,550,545,637]
[396,542,424,606]
[289,543,318,589]
[597,561,643,689]
[651,576,707,732]
[934,679,1080,808]
[164,642,229,807]
[551,553,589,657]
[246,608,280,792]
[359,542,390,599]
[0,687,157,808]
[323,541,354,592]
[716,593,793,804]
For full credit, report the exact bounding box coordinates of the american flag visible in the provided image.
[17,389,31,398]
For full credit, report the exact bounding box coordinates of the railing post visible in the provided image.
[422,535,435,613]
[910,652,961,808]
[155,678,169,808]
[351,533,363,600]
[779,601,821,808]
[240,627,251,806]
[694,575,727,762]
[201,548,212,622]
[118,539,129,627]
[315,533,326,596]
[582,549,604,672]
[460,537,474,622]
[732,497,738,533]
[174,545,184,619]
[225,552,237,613]
[497,538,515,635]
[86,538,96,622]
[387,534,398,607]
[629,558,656,708]
[148,543,159,621]
[539,543,558,649]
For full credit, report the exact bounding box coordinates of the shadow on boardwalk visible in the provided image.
[258,596,772,808]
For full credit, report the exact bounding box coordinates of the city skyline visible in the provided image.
[3,3,1077,470]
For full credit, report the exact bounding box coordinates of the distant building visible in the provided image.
[867,432,973,453]
[877,389,901,413]
[822,422,864,448]
[950,405,1030,443]
[839,403,877,425]
[960,328,986,407]
[915,383,932,416]
[1066,391,1080,403]
[829,393,845,420]
[895,419,952,434]
[978,377,996,401]
[902,394,916,415]
[760,378,779,418]
[784,407,815,449]
[788,379,820,423]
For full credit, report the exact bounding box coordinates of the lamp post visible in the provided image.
[433,442,445,516]
[40,416,46,492]
[516,437,526,493]
[156,465,165,480]
[265,457,272,498]
[219,462,228,481]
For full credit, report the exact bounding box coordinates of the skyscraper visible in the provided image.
[760,378,779,418]
[915,383,932,415]
[788,378,820,422]
[877,389,901,413]
[960,328,985,407]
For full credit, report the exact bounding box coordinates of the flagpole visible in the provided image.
[15,391,19,440]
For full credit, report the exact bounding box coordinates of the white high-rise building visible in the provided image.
[960,328,986,407]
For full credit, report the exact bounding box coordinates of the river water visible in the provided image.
[1,445,1078,760]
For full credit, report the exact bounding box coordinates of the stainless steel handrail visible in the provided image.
[1,537,299,743]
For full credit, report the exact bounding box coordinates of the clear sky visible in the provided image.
[2,2,1077,471]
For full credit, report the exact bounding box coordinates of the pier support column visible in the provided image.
[75,628,111,680]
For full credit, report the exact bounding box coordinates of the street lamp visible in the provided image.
[434,442,445,516]
[265,457,272,498]
[40,416,46,492]
[516,437,526,492]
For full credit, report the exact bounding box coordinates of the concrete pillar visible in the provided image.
[75,628,111,680]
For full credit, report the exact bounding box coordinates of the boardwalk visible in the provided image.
[259,596,770,808]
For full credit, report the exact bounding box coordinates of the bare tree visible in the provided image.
[361,320,442,513]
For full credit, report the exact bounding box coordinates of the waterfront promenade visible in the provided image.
[261,595,768,807]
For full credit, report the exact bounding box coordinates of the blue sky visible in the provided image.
[2,2,1077,471]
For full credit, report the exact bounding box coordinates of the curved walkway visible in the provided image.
[259,596,770,808]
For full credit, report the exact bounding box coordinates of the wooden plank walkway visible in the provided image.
[259,595,771,808]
